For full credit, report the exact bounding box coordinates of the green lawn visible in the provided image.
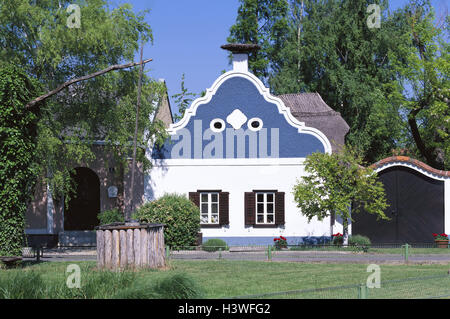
[288,246,450,254]
[1,260,448,299]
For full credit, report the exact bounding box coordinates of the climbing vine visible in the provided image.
[0,63,40,256]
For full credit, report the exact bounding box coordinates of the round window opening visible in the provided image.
[210,119,225,132]
[247,118,263,131]
[251,121,260,128]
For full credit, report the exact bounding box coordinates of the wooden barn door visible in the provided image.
[353,166,444,244]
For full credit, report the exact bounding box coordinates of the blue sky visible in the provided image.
[113,0,240,114]
[112,0,447,117]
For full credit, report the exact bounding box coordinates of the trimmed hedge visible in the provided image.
[349,234,371,247]
[132,193,200,247]
[202,239,228,252]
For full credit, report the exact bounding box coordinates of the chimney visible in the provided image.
[221,43,261,73]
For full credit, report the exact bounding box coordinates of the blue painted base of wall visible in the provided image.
[203,236,332,246]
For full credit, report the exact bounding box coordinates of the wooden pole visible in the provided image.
[127,43,145,220]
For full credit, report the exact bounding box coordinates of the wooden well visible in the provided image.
[96,223,165,270]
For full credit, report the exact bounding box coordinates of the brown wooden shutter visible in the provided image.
[244,192,256,225]
[219,192,229,225]
[275,192,285,225]
[189,192,200,207]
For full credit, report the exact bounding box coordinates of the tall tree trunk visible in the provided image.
[408,102,443,169]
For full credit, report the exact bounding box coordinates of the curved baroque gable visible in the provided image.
[152,70,331,160]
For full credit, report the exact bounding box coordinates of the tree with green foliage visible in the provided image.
[0,0,167,205]
[172,73,198,122]
[273,0,407,164]
[292,146,389,244]
[227,0,290,82]
[229,0,448,168]
[228,0,412,164]
[387,0,449,169]
[0,1,167,256]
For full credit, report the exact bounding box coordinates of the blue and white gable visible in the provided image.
[151,62,331,160]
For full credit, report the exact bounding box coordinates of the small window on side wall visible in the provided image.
[245,190,285,228]
[200,192,219,224]
[189,190,229,228]
[256,192,275,224]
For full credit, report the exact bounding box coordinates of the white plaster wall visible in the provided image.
[145,158,331,238]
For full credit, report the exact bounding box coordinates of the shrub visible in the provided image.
[202,239,228,252]
[348,234,371,252]
[349,234,371,247]
[132,193,200,247]
[154,273,204,299]
[98,208,124,225]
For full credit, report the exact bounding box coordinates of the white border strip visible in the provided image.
[374,161,449,181]
[166,70,332,154]
[151,157,307,167]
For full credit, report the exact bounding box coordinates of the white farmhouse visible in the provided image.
[146,44,350,246]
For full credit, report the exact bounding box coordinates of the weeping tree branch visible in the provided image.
[25,58,153,110]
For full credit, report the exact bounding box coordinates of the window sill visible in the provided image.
[251,224,283,228]
[200,224,224,228]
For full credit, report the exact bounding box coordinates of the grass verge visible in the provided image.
[1,260,448,299]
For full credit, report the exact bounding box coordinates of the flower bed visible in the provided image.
[273,236,288,250]
[433,233,449,248]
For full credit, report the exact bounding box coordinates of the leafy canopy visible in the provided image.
[228,0,448,167]
[292,146,389,223]
[0,0,167,201]
[227,0,289,83]
[387,0,449,169]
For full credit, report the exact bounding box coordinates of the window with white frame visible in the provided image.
[256,192,275,224]
[200,192,219,224]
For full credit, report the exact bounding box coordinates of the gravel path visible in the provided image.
[24,248,450,264]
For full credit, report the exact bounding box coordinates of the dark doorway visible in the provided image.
[64,167,100,230]
[353,166,444,243]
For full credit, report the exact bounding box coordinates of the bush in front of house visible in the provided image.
[349,234,371,248]
[202,238,228,252]
[132,193,200,248]
[98,208,125,225]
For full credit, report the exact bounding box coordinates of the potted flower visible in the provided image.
[273,236,288,250]
[332,233,344,246]
[433,233,449,248]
